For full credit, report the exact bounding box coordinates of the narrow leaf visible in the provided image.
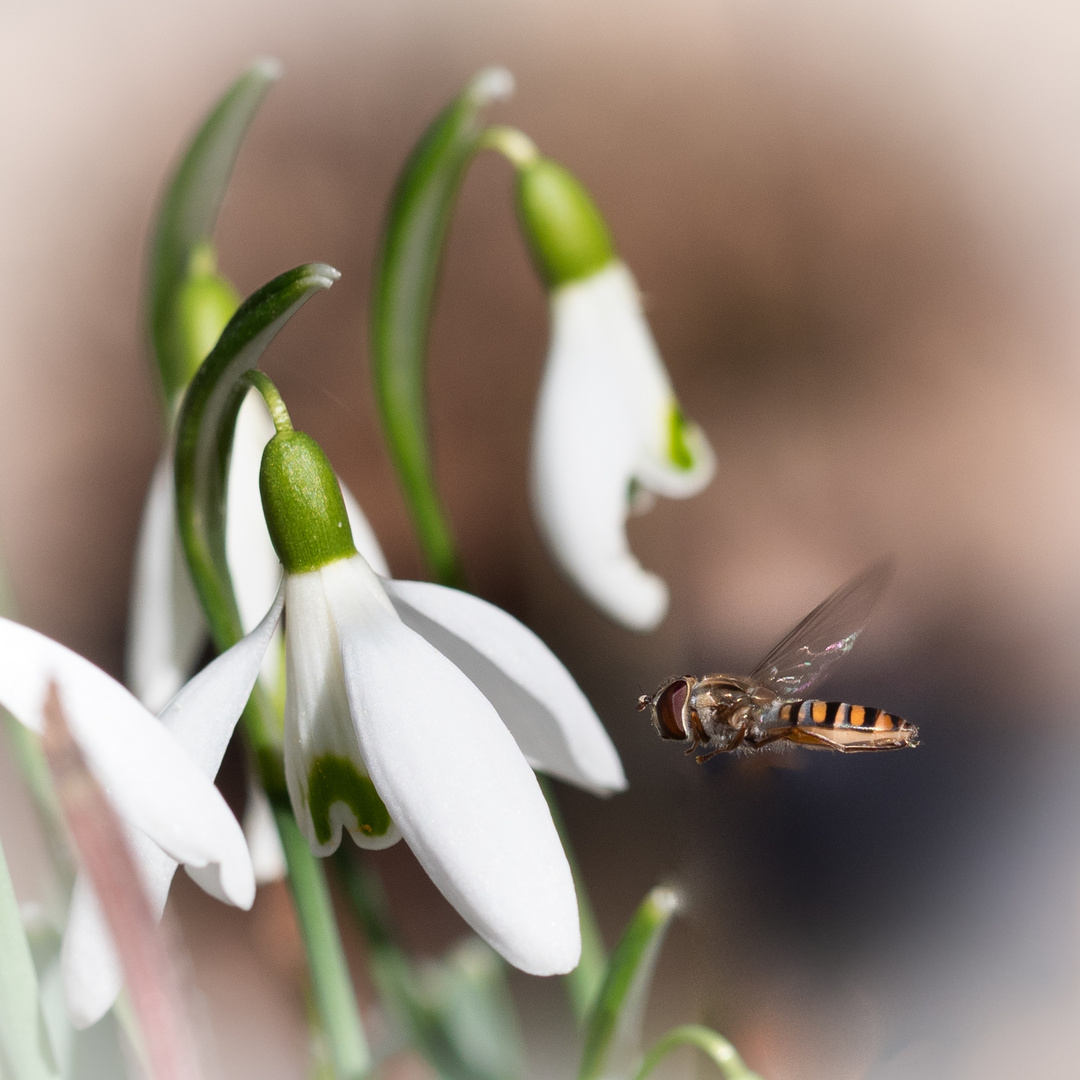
[0,834,57,1080]
[149,58,281,405]
[578,886,679,1080]
[41,683,203,1080]
[633,1025,762,1080]
[370,67,513,586]
[174,263,338,655]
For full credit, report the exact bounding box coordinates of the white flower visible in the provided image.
[0,614,264,1027]
[237,424,626,977]
[278,551,623,975]
[532,262,714,632]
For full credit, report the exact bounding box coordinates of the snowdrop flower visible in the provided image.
[500,139,715,631]
[248,418,626,975]
[0,614,262,1026]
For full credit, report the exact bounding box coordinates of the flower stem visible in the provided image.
[632,1025,762,1080]
[242,369,294,434]
[274,805,370,1080]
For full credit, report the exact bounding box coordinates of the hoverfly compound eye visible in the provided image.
[653,679,690,740]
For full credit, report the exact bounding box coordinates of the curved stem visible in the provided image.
[242,369,294,434]
[633,1025,761,1080]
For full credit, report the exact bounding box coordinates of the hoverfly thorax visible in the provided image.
[690,676,777,752]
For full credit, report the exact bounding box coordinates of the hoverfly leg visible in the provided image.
[694,746,726,764]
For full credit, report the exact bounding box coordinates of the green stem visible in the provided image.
[539,777,606,1026]
[633,1025,762,1080]
[276,806,370,1080]
[242,369,294,434]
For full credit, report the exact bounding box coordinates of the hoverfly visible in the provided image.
[637,561,918,762]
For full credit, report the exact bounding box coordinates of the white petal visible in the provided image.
[158,584,284,776]
[243,781,286,884]
[531,263,715,632]
[125,451,207,711]
[0,618,253,907]
[58,598,283,1028]
[60,831,176,1030]
[283,569,401,855]
[226,390,281,635]
[325,556,580,976]
[385,579,626,795]
[340,483,391,577]
[160,585,284,903]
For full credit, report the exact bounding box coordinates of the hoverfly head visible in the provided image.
[646,677,695,741]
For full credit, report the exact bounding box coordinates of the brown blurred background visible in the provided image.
[6,0,1080,1077]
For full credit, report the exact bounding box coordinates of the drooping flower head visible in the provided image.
[496,134,715,631]
[254,412,625,975]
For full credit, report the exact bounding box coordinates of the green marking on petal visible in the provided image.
[307,753,392,846]
[667,401,695,472]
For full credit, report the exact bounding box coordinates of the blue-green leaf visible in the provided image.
[149,58,280,406]
[0,835,58,1080]
[578,886,679,1080]
[370,67,512,587]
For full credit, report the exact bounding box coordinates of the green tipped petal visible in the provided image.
[307,754,391,844]
[515,158,616,289]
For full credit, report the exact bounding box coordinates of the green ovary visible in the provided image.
[307,753,392,845]
[667,401,695,471]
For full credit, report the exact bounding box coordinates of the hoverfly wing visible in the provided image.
[748,560,893,697]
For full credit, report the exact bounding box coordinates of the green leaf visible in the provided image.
[370,67,512,587]
[174,262,338,654]
[578,886,679,1080]
[633,1025,762,1080]
[0,835,58,1080]
[149,58,281,406]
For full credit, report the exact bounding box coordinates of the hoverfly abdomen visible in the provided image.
[773,699,919,751]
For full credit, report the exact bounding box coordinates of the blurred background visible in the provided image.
[5,0,1080,1077]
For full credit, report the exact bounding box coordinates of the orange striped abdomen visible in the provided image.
[778,699,909,733]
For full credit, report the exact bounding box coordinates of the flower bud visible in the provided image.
[173,242,240,393]
[259,432,358,574]
[515,158,616,289]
